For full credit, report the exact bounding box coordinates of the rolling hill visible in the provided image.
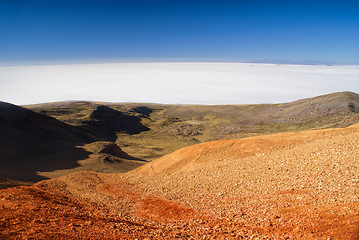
[27,91,359,161]
[0,102,146,184]
[1,123,358,239]
[0,101,91,182]
[1,91,358,185]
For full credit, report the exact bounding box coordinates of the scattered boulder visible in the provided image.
[348,102,359,113]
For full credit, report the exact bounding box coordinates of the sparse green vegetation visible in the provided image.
[1,92,358,185]
[27,91,359,163]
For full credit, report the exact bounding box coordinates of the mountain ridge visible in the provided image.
[1,91,358,184]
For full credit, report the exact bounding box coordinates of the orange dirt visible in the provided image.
[1,124,359,239]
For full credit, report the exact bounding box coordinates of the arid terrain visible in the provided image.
[1,91,359,239]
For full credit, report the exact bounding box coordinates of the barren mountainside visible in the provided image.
[28,91,359,160]
[0,102,146,184]
[0,102,91,182]
[1,123,358,239]
[1,91,359,185]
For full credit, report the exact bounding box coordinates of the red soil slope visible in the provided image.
[1,124,359,239]
[136,123,359,176]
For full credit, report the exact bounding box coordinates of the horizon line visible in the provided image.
[20,91,358,108]
[1,59,358,67]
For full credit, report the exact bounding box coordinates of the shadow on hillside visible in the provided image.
[0,102,150,185]
[0,141,92,182]
[81,105,150,142]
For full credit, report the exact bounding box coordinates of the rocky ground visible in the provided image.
[1,124,358,239]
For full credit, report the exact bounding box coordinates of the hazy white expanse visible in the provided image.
[0,62,358,105]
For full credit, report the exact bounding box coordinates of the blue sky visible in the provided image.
[0,0,358,65]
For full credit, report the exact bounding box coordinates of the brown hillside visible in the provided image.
[128,123,359,239]
[27,91,359,162]
[135,122,359,175]
[1,124,358,239]
[0,101,91,182]
[0,102,145,184]
[271,91,359,122]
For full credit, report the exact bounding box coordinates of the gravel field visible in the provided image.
[1,124,358,239]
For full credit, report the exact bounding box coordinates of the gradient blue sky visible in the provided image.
[0,0,358,65]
